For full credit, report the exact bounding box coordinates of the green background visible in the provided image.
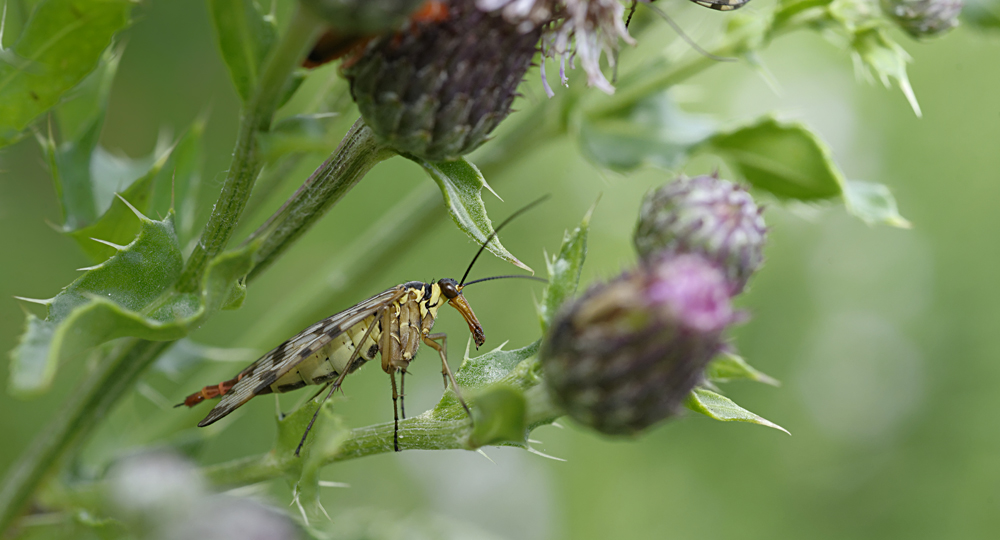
[1,0,998,538]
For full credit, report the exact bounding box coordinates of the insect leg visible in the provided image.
[295,381,338,456]
[400,370,406,420]
[391,370,401,452]
[422,333,471,418]
[294,307,386,457]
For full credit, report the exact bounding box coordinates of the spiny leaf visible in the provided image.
[435,341,540,420]
[65,146,173,262]
[539,202,594,330]
[455,340,540,389]
[415,156,530,272]
[851,27,921,117]
[686,388,789,434]
[10,210,182,395]
[9,214,258,396]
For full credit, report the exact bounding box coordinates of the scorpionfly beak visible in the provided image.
[448,293,485,348]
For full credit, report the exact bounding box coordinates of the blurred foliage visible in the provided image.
[1,0,998,538]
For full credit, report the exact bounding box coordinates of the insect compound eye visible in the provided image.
[438,279,459,299]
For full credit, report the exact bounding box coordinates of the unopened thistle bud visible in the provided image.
[634,174,766,294]
[541,254,737,435]
[880,0,962,38]
[342,0,542,161]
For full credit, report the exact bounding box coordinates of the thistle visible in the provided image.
[541,253,738,435]
[478,0,635,95]
[342,0,542,161]
[634,174,766,294]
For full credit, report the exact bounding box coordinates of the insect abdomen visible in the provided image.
[270,315,382,393]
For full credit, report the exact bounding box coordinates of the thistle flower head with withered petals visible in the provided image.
[477,0,635,95]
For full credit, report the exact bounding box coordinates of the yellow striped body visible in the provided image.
[268,282,446,394]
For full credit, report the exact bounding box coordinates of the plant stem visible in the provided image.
[0,339,172,533]
[247,118,396,280]
[239,101,563,345]
[202,364,564,489]
[176,5,324,292]
[0,7,325,532]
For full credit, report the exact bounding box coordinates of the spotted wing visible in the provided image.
[198,286,406,427]
[688,0,751,10]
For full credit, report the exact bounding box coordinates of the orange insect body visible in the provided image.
[303,1,451,68]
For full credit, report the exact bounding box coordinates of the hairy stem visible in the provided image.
[247,118,396,280]
[176,5,324,292]
[202,361,565,488]
[0,7,323,532]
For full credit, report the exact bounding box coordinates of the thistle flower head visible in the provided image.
[343,0,542,161]
[476,0,636,95]
[880,0,963,38]
[541,253,737,435]
[634,174,766,294]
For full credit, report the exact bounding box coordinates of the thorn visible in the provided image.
[316,499,332,522]
[481,175,503,202]
[13,296,53,306]
[290,484,310,527]
[476,448,497,464]
[318,481,350,488]
[549,421,564,429]
[90,237,126,250]
[115,193,149,221]
[489,340,510,354]
[76,265,102,272]
[526,446,566,462]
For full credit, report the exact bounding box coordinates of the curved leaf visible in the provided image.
[415,156,530,272]
[686,387,789,434]
[705,116,844,201]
